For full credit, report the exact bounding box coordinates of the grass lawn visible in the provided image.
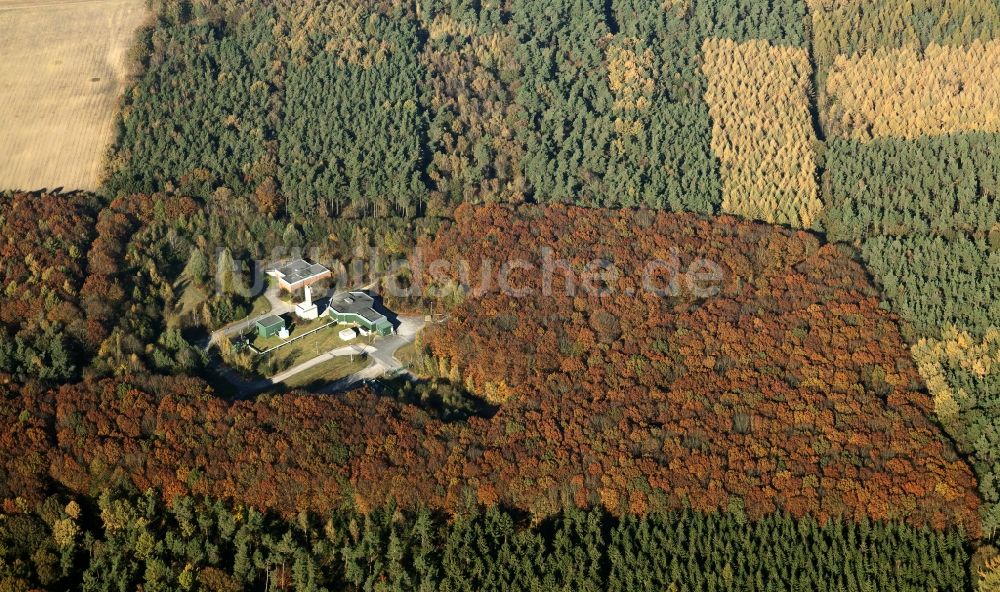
[253,318,365,377]
[281,355,369,390]
[252,316,333,351]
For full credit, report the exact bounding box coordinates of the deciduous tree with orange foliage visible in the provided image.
[0,192,98,382]
[0,204,977,540]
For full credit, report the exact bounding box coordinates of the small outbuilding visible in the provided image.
[256,315,285,339]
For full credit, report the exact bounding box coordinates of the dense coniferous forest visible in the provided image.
[3,0,1000,588]
[0,490,969,591]
[702,37,821,227]
[105,5,281,198]
[823,134,1000,243]
[279,5,428,218]
[420,1,526,207]
[103,0,821,216]
[809,0,1000,116]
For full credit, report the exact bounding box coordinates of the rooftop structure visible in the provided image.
[268,259,331,291]
[328,291,394,336]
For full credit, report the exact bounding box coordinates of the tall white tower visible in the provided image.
[295,284,319,320]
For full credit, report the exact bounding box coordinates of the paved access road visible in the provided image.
[217,314,427,398]
[207,278,429,396]
[207,283,292,350]
[267,344,375,384]
[314,315,426,394]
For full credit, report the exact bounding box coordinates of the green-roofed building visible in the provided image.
[328,292,394,336]
[255,315,285,339]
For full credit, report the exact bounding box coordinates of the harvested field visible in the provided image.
[0,0,146,191]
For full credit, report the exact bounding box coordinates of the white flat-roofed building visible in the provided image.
[267,259,332,292]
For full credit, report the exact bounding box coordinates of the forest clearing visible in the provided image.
[0,0,145,190]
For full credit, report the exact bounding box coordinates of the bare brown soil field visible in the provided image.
[0,0,146,191]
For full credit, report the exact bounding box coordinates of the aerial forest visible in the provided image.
[2,0,1000,588]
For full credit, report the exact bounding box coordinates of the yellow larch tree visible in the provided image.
[826,40,1000,141]
[702,38,821,229]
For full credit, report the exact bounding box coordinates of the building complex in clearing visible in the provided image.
[254,290,394,340]
[328,291,394,336]
[257,260,394,339]
[267,259,332,292]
